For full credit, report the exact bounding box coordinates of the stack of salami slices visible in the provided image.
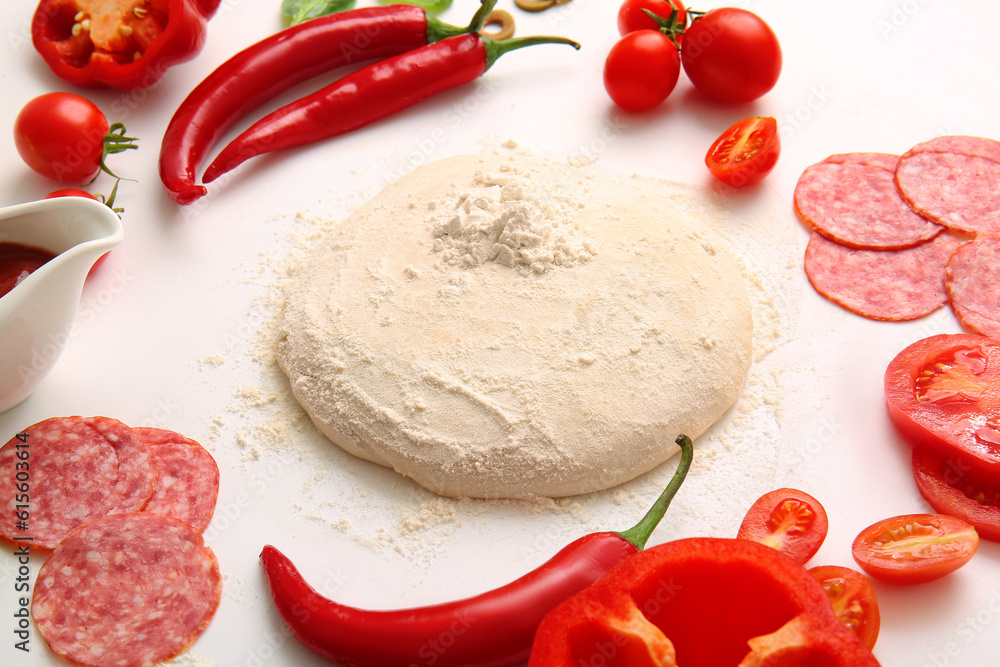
[0,416,221,667]
[794,135,1000,336]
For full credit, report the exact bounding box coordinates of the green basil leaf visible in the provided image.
[282,0,357,25]
[376,0,453,14]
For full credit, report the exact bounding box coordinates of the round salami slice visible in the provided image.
[946,234,1000,338]
[794,152,943,249]
[0,417,119,550]
[32,512,222,667]
[804,231,963,321]
[895,135,1000,234]
[134,427,220,533]
[84,416,157,514]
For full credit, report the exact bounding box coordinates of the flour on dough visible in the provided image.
[277,153,753,498]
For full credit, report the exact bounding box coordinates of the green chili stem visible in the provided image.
[616,434,694,551]
[483,34,581,71]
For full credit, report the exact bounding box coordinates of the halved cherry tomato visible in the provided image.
[705,116,780,188]
[603,30,681,112]
[912,445,1000,542]
[885,333,1000,479]
[809,565,881,650]
[680,7,781,104]
[851,513,979,585]
[737,487,828,564]
[617,0,686,38]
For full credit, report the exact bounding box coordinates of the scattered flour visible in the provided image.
[208,145,800,567]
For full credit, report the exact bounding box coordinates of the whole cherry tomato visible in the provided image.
[737,487,828,565]
[851,513,979,585]
[885,334,1000,480]
[705,116,780,187]
[603,30,681,112]
[680,8,782,104]
[809,565,881,650]
[617,0,686,37]
[43,189,98,200]
[14,92,137,183]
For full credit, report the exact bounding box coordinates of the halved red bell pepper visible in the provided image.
[528,537,882,666]
[31,0,219,90]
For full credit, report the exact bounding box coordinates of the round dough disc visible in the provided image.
[278,153,753,498]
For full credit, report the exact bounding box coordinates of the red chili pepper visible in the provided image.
[528,537,883,666]
[31,0,218,90]
[159,3,475,205]
[201,27,580,186]
[259,435,693,667]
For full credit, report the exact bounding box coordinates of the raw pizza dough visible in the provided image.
[277,153,753,498]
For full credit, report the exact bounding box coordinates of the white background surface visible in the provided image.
[2,1,1000,666]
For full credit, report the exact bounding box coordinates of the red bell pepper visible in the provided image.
[31,0,219,90]
[528,537,882,666]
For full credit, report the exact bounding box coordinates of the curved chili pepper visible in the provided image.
[31,0,217,91]
[158,4,478,205]
[260,434,694,667]
[201,28,580,185]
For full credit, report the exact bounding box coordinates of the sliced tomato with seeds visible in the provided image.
[851,513,979,585]
[808,565,881,650]
[705,116,780,188]
[912,445,1000,542]
[737,487,828,565]
[885,333,1000,479]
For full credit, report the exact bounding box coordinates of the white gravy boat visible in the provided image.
[0,196,124,413]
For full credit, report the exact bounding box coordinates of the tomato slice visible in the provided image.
[851,513,979,585]
[912,445,1000,542]
[704,116,780,188]
[885,333,1000,479]
[736,488,828,565]
[808,565,881,650]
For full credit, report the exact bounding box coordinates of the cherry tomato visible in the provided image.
[14,93,136,184]
[705,116,780,188]
[808,565,881,650]
[617,0,686,37]
[912,446,1000,542]
[680,8,781,104]
[885,333,1000,479]
[43,184,123,277]
[603,30,681,112]
[737,487,828,565]
[851,513,979,585]
[14,93,109,183]
[43,189,98,200]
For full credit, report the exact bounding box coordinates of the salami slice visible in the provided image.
[946,234,1000,338]
[804,231,963,321]
[134,427,220,533]
[84,416,157,514]
[0,417,119,550]
[794,152,943,249]
[32,512,222,667]
[895,135,1000,234]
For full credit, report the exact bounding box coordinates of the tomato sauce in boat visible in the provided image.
[0,242,55,298]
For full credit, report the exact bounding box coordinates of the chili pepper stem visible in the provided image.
[467,0,500,32]
[616,434,694,551]
[483,34,581,70]
[425,0,499,42]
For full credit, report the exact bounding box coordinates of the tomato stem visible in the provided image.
[616,434,694,551]
[640,7,684,46]
[90,122,138,184]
